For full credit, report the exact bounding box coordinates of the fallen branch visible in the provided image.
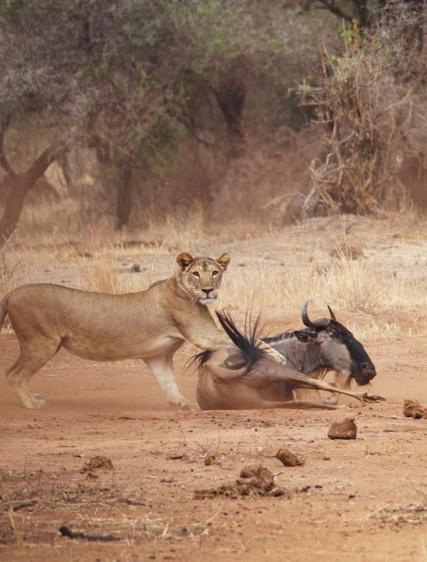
[59,525,121,542]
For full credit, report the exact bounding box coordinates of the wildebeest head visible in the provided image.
[294,302,376,385]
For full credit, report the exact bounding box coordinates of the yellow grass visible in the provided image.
[2,203,427,340]
[65,235,427,340]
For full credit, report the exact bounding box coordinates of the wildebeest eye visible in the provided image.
[212,270,219,277]
[192,271,200,278]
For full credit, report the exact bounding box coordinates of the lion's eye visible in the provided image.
[212,270,219,277]
[192,271,200,278]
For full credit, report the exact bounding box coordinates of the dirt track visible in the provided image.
[2,331,427,562]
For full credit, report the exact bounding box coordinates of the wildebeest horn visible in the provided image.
[302,301,317,328]
[327,305,337,321]
[301,301,330,329]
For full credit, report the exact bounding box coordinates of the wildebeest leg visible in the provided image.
[295,375,381,402]
[264,367,384,403]
[144,352,191,409]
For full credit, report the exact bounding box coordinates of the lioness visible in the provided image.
[0,252,232,410]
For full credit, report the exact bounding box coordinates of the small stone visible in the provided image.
[204,454,218,466]
[328,417,357,440]
[160,476,174,483]
[403,400,427,419]
[275,447,304,467]
[240,465,273,483]
[130,263,141,272]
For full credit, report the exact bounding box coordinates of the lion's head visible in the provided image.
[176,252,231,305]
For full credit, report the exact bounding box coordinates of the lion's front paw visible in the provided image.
[169,399,197,411]
[31,393,46,408]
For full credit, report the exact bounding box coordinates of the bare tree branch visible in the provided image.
[24,141,68,187]
[0,139,69,240]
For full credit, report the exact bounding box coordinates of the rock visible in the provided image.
[275,447,304,467]
[239,465,275,492]
[328,417,357,440]
[204,454,220,466]
[160,476,174,483]
[130,263,141,272]
[403,400,427,419]
[194,464,286,499]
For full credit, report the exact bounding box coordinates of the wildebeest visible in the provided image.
[262,302,376,391]
[195,311,384,410]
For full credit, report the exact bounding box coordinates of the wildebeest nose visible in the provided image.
[362,362,376,378]
[202,288,213,296]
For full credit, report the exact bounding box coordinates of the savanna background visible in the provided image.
[1,1,427,561]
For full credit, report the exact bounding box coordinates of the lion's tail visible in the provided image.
[0,295,8,333]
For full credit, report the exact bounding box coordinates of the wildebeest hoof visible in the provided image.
[361,392,386,403]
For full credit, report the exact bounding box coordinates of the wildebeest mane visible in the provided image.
[263,330,297,345]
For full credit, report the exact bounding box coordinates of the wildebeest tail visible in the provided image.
[215,310,265,368]
[188,310,266,369]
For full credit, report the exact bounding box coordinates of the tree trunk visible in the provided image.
[215,77,246,138]
[115,163,133,229]
[352,0,369,28]
[0,179,30,241]
[0,142,68,241]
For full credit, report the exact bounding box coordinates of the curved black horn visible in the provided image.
[301,301,317,329]
[327,305,337,321]
[302,301,330,329]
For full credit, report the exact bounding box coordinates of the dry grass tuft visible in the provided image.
[0,467,218,546]
[3,203,427,340]
[217,254,427,339]
[67,242,427,340]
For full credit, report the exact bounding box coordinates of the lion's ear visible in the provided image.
[176,252,195,270]
[216,253,231,270]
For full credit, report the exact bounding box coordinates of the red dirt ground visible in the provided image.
[2,333,427,561]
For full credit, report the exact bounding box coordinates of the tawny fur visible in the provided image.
[1,252,232,410]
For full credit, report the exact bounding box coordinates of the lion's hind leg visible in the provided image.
[7,337,61,409]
